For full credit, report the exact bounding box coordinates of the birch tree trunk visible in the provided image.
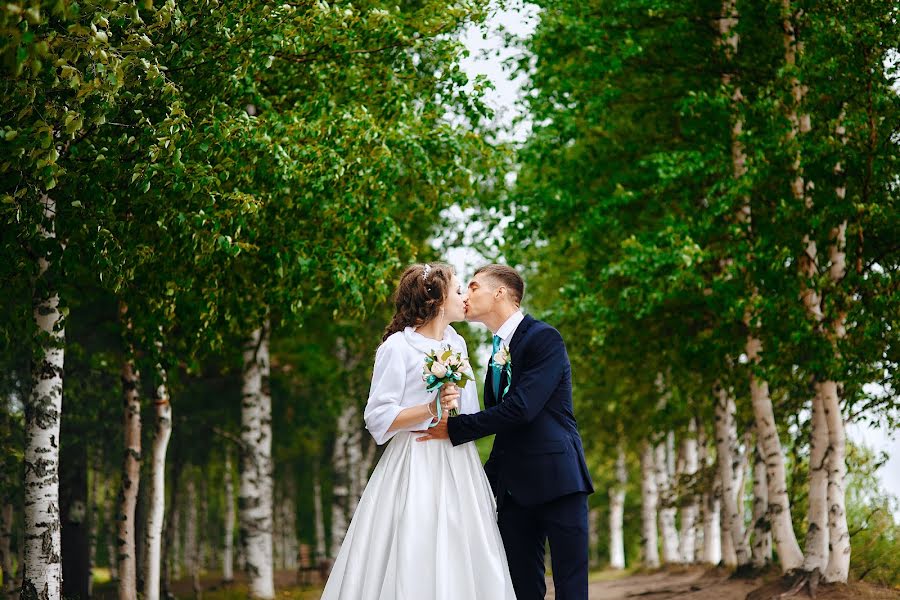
[823,219,850,582]
[239,323,274,599]
[654,441,680,563]
[144,361,172,600]
[330,405,354,559]
[168,498,181,583]
[272,488,283,570]
[640,443,660,568]
[803,387,829,573]
[746,340,804,571]
[223,448,235,583]
[678,422,699,564]
[346,415,363,518]
[360,438,377,491]
[609,445,627,569]
[751,432,772,568]
[714,385,750,567]
[782,2,853,579]
[1,502,13,598]
[698,428,721,565]
[198,477,209,577]
[106,488,119,582]
[184,476,199,599]
[702,481,722,565]
[22,193,65,600]
[313,470,326,564]
[117,306,142,600]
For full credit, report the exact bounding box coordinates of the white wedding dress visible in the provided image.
[320,326,516,600]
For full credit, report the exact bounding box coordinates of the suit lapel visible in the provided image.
[502,314,535,397]
[509,314,535,356]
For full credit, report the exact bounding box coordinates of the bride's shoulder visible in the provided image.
[379,331,406,351]
[444,325,469,351]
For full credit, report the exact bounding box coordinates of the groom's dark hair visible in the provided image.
[475,264,525,306]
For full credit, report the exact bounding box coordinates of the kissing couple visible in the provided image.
[321,263,594,600]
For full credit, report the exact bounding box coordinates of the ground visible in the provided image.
[92,566,900,599]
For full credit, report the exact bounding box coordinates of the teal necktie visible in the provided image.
[491,334,502,399]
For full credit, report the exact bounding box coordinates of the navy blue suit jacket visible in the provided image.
[448,315,594,507]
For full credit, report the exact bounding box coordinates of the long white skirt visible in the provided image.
[320,432,517,600]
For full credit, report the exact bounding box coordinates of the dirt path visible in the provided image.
[541,566,759,600]
[110,567,898,599]
[543,567,900,600]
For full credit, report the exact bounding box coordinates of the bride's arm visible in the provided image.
[387,403,437,433]
[364,338,436,444]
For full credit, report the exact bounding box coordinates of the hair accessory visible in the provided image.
[422,263,432,282]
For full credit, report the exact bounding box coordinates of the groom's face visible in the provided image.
[464,274,497,323]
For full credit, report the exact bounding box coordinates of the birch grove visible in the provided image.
[1,0,898,597]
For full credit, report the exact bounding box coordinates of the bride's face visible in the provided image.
[441,275,467,322]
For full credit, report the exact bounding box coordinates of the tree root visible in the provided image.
[746,568,821,600]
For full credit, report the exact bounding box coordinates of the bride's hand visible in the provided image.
[441,383,460,411]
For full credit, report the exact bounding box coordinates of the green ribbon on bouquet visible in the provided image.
[424,371,462,427]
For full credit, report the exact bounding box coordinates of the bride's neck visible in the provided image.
[415,316,447,341]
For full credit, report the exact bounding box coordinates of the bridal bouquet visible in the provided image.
[422,346,474,418]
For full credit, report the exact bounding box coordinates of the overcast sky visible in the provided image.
[447,1,899,509]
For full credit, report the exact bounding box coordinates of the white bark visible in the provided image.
[751,432,772,567]
[654,441,680,563]
[609,445,627,569]
[823,379,850,581]
[360,438,377,491]
[239,324,274,599]
[746,335,804,571]
[346,416,363,517]
[821,218,850,581]
[184,475,199,597]
[106,488,119,581]
[198,477,209,575]
[144,361,172,600]
[330,405,354,559]
[640,443,660,568]
[22,194,65,600]
[703,480,722,565]
[169,498,181,582]
[117,313,142,600]
[714,385,750,566]
[223,447,235,583]
[822,137,851,582]
[803,388,829,573]
[313,470,326,563]
[1,502,14,597]
[678,422,699,564]
[698,428,721,565]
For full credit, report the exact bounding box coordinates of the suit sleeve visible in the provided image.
[483,446,500,497]
[447,327,567,446]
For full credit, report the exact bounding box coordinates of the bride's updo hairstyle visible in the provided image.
[382,262,455,342]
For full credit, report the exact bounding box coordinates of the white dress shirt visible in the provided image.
[494,310,525,347]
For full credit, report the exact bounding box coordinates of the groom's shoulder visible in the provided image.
[522,316,564,344]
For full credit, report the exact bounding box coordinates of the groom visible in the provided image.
[417,264,594,600]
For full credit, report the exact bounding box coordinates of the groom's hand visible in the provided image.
[415,411,449,441]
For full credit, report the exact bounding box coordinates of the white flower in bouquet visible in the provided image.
[429,361,448,378]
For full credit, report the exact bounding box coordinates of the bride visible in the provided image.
[320,263,516,600]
